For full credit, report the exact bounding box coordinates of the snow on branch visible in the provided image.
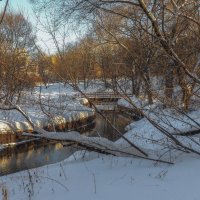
[23,130,173,164]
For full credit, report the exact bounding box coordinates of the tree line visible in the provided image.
[1,0,200,111]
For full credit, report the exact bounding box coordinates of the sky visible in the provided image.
[0,0,78,54]
[0,0,34,18]
[8,0,32,11]
[0,0,48,51]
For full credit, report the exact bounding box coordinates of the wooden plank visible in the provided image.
[76,92,132,99]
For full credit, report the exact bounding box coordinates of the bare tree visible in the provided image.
[0,10,37,102]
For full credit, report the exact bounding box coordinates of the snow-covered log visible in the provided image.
[23,130,173,164]
[23,130,145,157]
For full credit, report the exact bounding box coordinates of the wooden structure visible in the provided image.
[76,92,132,102]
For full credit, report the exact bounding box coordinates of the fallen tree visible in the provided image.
[23,130,173,164]
[0,100,174,164]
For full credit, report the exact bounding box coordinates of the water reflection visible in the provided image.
[0,140,76,176]
[0,111,131,176]
[89,111,131,141]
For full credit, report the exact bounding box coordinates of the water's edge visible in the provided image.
[0,111,131,176]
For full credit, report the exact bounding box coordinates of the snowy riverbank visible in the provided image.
[0,83,95,134]
[1,85,200,200]
[1,112,200,199]
[1,147,200,200]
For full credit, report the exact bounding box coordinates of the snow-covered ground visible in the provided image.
[118,95,200,134]
[1,114,200,199]
[1,83,200,200]
[0,83,96,135]
[1,149,200,200]
[118,95,200,154]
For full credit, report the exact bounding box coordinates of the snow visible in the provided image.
[1,110,200,200]
[118,95,200,135]
[118,95,148,109]
[120,110,200,150]
[117,96,200,156]
[23,130,146,158]
[0,83,95,134]
[1,82,200,200]
[0,106,94,133]
[1,151,200,200]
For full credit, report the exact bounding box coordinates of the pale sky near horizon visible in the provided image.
[0,0,33,20]
[0,0,78,54]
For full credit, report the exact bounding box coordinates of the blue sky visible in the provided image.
[0,0,79,54]
[0,0,33,14]
[9,0,32,10]
[0,0,44,47]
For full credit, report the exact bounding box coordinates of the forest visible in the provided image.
[0,1,200,200]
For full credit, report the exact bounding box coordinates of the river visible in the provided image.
[0,111,131,176]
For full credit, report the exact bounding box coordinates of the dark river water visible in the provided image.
[0,111,131,176]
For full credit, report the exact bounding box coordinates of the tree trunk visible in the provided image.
[164,67,174,106]
[177,68,192,111]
